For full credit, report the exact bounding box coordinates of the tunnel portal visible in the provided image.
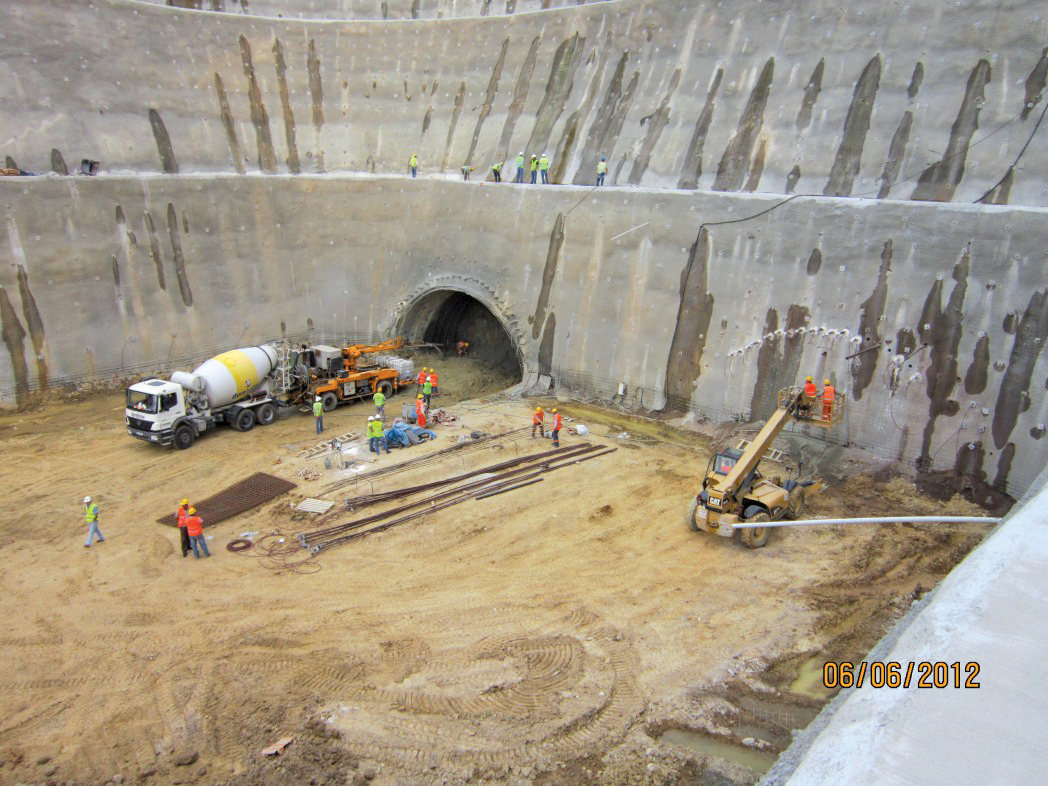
[398,289,523,386]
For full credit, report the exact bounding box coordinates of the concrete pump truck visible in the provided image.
[687,384,845,548]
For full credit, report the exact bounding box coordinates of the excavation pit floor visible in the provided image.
[0,391,992,786]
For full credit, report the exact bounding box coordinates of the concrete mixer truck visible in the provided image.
[125,345,281,449]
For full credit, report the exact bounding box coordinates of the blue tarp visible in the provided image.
[382,421,437,448]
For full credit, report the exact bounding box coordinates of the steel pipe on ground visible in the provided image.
[733,516,1001,528]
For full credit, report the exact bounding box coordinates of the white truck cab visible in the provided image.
[125,379,190,445]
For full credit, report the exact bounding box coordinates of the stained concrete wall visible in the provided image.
[1,176,1046,497]
[151,0,598,20]
[3,0,1047,204]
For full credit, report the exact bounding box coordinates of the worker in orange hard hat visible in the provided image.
[532,406,545,439]
[176,497,191,557]
[551,407,563,447]
[822,378,836,420]
[415,393,428,429]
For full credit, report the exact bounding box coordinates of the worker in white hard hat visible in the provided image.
[515,151,525,183]
[539,152,550,183]
[367,415,390,455]
[83,495,105,548]
[312,395,325,434]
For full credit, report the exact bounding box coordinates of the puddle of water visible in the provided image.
[788,655,835,700]
[660,728,778,773]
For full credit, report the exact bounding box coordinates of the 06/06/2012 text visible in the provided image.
[822,661,980,689]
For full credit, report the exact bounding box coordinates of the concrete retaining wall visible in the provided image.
[3,0,1047,204]
[1,176,1045,496]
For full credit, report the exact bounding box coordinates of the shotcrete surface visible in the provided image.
[0,387,989,785]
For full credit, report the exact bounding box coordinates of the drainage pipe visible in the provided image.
[733,516,1001,528]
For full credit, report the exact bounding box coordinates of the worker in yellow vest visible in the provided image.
[312,396,324,434]
[367,415,390,454]
[530,154,539,184]
[83,496,105,548]
[373,388,386,420]
[409,153,418,178]
[539,153,550,184]
[515,152,525,183]
[596,155,607,186]
[491,160,502,182]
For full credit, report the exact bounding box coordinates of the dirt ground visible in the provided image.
[0,371,995,786]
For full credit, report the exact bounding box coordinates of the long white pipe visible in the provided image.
[733,515,1000,529]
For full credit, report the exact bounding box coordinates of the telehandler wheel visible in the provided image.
[740,512,771,549]
[378,380,394,398]
[686,497,703,532]
[173,425,196,450]
[235,408,256,432]
[256,403,276,426]
[321,392,338,412]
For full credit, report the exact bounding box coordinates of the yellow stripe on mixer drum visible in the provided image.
[215,350,255,393]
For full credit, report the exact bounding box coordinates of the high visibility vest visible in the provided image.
[85,504,98,523]
[423,380,432,394]
[409,155,418,166]
[177,506,188,528]
[804,382,817,397]
[313,401,324,417]
[416,400,425,415]
[374,391,385,407]
[822,385,836,409]
[185,515,203,537]
[533,411,544,425]
[428,373,438,385]
[552,413,562,430]
[416,371,426,384]
[530,159,538,171]
[367,420,383,439]
[492,162,501,172]
[597,161,607,174]
[516,154,524,167]
[539,156,549,170]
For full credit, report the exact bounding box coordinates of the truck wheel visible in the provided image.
[235,408,256,432]
[787,487,806,519]
[740,512,771,549]
[173,425,196,450]
[686,496,703,532]
[256,403,276,426]
[321,392,338,412]
[378,380,394,398]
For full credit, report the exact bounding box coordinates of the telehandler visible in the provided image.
[687,384,845,548]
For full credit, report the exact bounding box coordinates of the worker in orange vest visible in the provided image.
[176,497,191,557]
[415,394,427,429]
[822,378,836,420]
[532,406,545,439]
[550,408,563,447]
[185,507,210,559]
[428,368,439,397]
[802,375,817,417]
[415,368,426,393]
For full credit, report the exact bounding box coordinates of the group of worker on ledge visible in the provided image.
[408,152,609,186]
[800,376,836,420]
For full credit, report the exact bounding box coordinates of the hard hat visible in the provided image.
[824,378,831,385]
[181,498,189,505]
[536,406,543,411]
[519,151,523,154]
[83,496,91,504]
[551,408,558,413]
[464,342,469,346]
[805,376,812,381]
[188,507,196,514]
[417,394,424,399]
[315,396,321,401]
[367,415,375,421]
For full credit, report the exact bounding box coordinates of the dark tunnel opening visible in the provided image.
[400,290,523,393]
